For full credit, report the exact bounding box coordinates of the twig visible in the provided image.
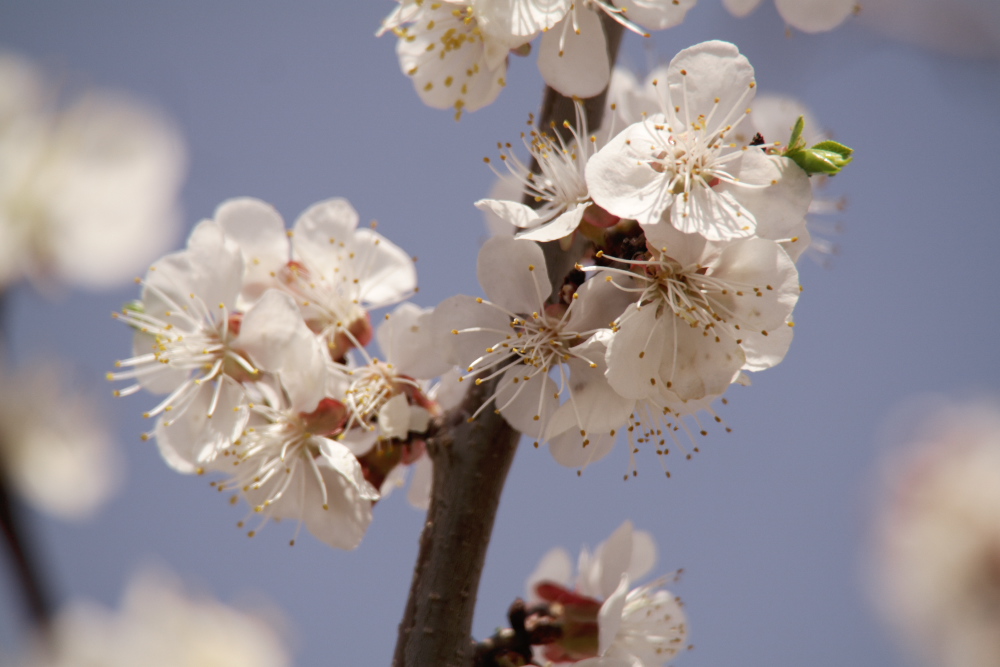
[392,15,625,667]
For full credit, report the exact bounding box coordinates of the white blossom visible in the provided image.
[17,568,292,667]
[722,0,855,33]
[598,222,799,407]
[538,0,696,99]
[433,236,632,448]
[109,220,327,474]
[528,521,687,666]
[385,0,543,119]
[476,103,602,243]
[587,41,812,242]
[0,52,185,290]
[874,399,1000,667]
[0,363,120,520]
[218,380,379,549]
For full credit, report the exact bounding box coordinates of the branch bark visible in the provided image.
[392,16,625,667]
[0,292,55,633]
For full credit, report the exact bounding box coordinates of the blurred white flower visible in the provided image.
[0,362,120,520]
[858,0,1000,59]
[873,399,1000,667]
[722,0,855,33]
[17,568,292,667]
[0,52,185,291]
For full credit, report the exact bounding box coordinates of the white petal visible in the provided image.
[775,0,854,32]
[473,0,571,38]
[722,0,763,17]
[544,335,633,439]
[214,197,289,304]
[549,430,617,469]
[299,453,375,550]
[406,455,433,510]
[628,530,658,582]
[496,366,559,438]
[409,405,432,433]
[239,290,328,412]
[475,198,544,229]
[597,575,630,654]
[132,330,189,394]
[350,228,418,308]
[710,237,799,335]
[429,367,469,411]
[318,439,381,502]
[181,220,245,312]
[154,380,245,474]
[516,203,589,242]
[597,521,635,598]
[605,303,664,400]
[432,294,513,367]
[293,197,359,254]
[338,427,378,457]
[642,222,709,268]
[740,318,795,372]
[538,10,611,98]
[481,175,524,236]
[476,236,551,313]
[672,179,756,241]
[378,393,413,441]
[587,123,673,226]
[658,317,744,401]
[727,152,812,243]
[666,41,755,137]
[618,0,698,31]
[396,4,506,115]
[377,303,451,379]
[526,547,574,602]
[566,275,638,334]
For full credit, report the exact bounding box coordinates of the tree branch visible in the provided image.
[392,16,625,667]
[0,291,55,633]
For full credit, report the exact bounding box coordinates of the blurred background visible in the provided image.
[0,1,998,665]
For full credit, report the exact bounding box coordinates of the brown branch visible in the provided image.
[0,291,55,633]
[392,15,625,667]
[0,470,54,632]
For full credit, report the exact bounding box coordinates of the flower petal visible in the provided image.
[538,9,610,99]
[476,236,551,314]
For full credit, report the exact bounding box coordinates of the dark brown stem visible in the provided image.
[0,471,53,632]
[392,16,625,667]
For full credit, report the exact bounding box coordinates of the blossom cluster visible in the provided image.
[379,0,854,118]
[110,197,448,549]
[379,0,696,118]
[442,40,815,474]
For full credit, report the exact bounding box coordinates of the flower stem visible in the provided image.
[392,17,625,667]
